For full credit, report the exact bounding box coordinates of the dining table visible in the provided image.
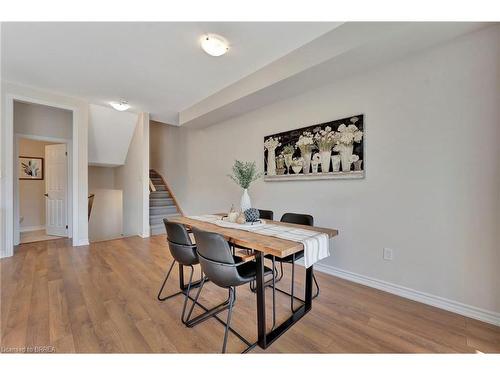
[168,214,339,350]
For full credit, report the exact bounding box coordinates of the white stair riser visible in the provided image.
[149,198,174,207]
[150,207,178,215]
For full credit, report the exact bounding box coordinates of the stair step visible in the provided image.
[150,206,178,216]
[154,185,167,191]
[149,198,174,206]
[150,223,165,236]
[150,191,170,198]
[150,213,181,225]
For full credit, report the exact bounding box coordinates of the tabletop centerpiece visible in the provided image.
[228,160,262,211]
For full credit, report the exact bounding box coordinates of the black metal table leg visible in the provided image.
[256,253,314,350]
[255,251,267,349]
[305,265,313,311]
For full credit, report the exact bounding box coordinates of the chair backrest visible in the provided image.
[258,209,274,220]
[191,227,234,264]
[280,212,314,227]
[192,228,243,288]
[163,219,198,266]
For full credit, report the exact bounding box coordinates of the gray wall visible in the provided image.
[150,25,500,314]
[14,100,73,139]
[88,166,123,242]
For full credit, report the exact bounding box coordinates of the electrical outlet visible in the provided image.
[383,248,394,261]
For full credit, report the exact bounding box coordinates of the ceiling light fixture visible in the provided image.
[201,34,229,57]
[110,100,130,111]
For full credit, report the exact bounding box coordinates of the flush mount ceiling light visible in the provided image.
[200,34,229,57]
[110,100,130,111]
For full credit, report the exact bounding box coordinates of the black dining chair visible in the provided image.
[188,227,273,353]
[258,209,274,221]
[267,212,320,312]
[157,219,204,324]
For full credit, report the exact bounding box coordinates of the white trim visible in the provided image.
[75,238,89,246]
[140,113,150,238]
[14,133,73,245]
[264,171,364,181]
[19,225,45,232]
[2,93,81,258]
[312,262,500,327]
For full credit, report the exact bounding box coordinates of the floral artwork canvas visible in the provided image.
[264,114,364,180]
[19,156,44,180]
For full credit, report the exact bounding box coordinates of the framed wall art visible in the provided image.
[264,114,364,181]
[19,156,44,180]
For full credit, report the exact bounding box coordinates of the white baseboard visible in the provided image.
[20,225,45,232]
[74,238,89,246]
[312,262,500,327]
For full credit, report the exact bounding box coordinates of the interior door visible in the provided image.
[45,144,68,236]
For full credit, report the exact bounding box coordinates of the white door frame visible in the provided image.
[14,133,72,245]
[3,94,80,257]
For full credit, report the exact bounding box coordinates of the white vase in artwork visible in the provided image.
[338,144,354,172]
[283,153,293,175]
[264,137,280,176]
[319,150,331,173]
[297,132,314,174]
[291,158,304,174]
[240,189,252,212]
[266,148,277,176]
[331,155,341,172]
[311,161,319,174]
[301,152,312,174]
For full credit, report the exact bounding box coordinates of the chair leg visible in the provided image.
[277,261,284,282]
[222,287,235,354]
[185,274,206,323]
[313,271,320,299]
[157,260,176,301]
[180,265,195,324]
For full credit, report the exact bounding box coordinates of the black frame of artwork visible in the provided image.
[19,156,44,180]
[263,114,364,181]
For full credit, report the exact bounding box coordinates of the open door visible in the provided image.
[45,144,68,237]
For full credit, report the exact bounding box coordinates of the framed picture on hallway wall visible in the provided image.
[19,156,44,180]
[264,114,365,181]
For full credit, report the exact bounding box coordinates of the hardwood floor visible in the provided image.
[1,236,499,353]
[20,229,63,244]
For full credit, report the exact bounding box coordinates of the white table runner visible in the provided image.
[188,214,330,267]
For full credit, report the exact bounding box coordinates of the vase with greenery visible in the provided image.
[282,144,295,175]
[313,125,336,173]
[276,154,286,175]
[264,136,280,176]
[228,160,262,211]
[332,117,363,172]
[296,131,315,174]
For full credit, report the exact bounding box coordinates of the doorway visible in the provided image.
[13,100,73,245]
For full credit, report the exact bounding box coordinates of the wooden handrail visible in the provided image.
[150,169,184,216]
[88,194,95,221]
[149,178,156,192]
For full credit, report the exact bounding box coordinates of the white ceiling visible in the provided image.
[1,22,339,124]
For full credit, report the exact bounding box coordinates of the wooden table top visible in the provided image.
[168,215,338,258]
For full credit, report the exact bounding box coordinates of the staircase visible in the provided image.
[149,169,183,236]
